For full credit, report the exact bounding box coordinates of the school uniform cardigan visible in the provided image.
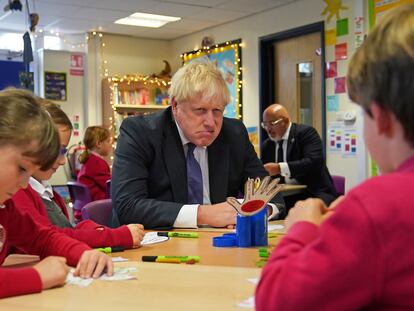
[0,199,90,298]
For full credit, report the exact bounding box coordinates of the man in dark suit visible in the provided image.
[112,62,285,229]
[261,104,337,209]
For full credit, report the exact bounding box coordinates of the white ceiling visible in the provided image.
[0,0,299,40]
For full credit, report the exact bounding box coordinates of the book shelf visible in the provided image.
[102,75,170,140]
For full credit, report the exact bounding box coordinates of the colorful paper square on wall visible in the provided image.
[325,29,336,46]
[334,77,346,94]
[336,18,349,36]
[335,43,348,60]
[326,61,337,78]
[327,95,339,111]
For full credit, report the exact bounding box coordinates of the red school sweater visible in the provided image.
[0,200,90,298]
[255,155,414,310]
[11,185,133,248]
[77,153,111,201]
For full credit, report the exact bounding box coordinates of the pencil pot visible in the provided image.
[251,206,268,246]
[236,214,252,247]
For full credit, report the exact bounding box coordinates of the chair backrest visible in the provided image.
[81,199,113,226]
[106,179,111,198]
[67,181,92,213]
[331,175,345,196]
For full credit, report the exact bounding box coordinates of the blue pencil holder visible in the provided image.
[236,214,252,247]
[251,206,268,246]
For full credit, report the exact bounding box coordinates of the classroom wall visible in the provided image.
[169,0,367,190]
[38,49,87,185]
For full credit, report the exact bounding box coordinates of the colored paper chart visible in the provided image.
[343,128,357,157]
[336,18,349,36]
[327,95,339,112]
[335,43,348,60]
[326,61,337,78]
[334,77,346,94]
[325,29,336,46]
[328,122,343,154]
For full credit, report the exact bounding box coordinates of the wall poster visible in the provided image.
[45,71,67,101]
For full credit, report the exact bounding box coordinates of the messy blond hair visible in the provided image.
[0,88,59,170]
[169,60,230,106]
[347,4,414,145]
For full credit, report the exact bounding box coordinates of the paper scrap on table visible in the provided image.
[100,267,137,281]
[112,256,129,262]
[268,224,284,231]
[236,296,255,308]
[65,267,138,287]
[141,231,169,245]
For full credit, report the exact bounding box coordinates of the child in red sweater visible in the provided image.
[256,5,414,310]
[11,100,144,248]
[0,88,113,299]
[77,126,112,201]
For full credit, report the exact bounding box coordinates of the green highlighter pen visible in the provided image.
[142,255,200,263]
[96,246,125,253]
[157,232,199,238]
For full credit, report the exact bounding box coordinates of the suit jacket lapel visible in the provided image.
[286,123,297,159]
[162,110,187,203]
[208,136,229,203]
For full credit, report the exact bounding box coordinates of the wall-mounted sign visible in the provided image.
[45,71,67,101]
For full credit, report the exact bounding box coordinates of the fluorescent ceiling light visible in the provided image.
[0,10,12,21]
[115,12,181,28]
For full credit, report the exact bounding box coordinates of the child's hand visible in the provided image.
[285,198,330,230]
[73,250,113,279]
[127,224,145,247]
[33,256,70,289]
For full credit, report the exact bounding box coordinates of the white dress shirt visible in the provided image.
[272,123,298,185]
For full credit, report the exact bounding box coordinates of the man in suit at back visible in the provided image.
[112,62,285,229]
[261,103,337,209]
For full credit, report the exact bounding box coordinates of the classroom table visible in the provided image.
[1,261,260,310]
[1,221,287,309]
[114,226,286,268]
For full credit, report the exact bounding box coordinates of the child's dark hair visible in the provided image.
[0,88,59,170]
[79,126,110,164]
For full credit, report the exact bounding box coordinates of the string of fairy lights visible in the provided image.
[180,39,243,120]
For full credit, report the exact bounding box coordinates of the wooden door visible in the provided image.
[273,32,322,135]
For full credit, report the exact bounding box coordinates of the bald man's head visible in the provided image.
[262,103,291,140]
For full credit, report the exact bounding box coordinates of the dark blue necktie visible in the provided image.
[186,143,203,204]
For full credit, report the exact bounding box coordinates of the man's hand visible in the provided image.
[197,202,237,227]
[33,256,70,290]
[285,198,334,230]
[264,162,281,176]
[127,224,145,248]
[73,250,113,279]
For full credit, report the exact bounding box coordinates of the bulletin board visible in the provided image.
[182,39,242,120]
[44,71,67,101]
[369,0,414,28]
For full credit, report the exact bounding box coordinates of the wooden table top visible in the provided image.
[1,221,287,309]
